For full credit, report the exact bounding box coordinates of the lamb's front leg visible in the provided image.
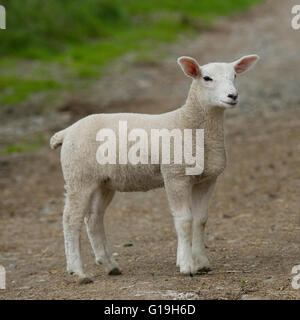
[192,179,216,272]
[164,178,196,276]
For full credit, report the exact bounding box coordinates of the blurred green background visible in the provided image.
[0,0,261,107]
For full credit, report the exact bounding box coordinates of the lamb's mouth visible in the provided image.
[221,100,238,106]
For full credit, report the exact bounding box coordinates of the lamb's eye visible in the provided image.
[203,76,213,81]
[234,74,237,79]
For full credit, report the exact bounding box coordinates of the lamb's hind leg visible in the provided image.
[84,187,121,275]
[63,184,96,283]
[192,179,216,272]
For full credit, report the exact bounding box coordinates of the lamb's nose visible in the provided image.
[228,94,238,101]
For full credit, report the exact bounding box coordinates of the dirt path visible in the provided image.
[0,0,300,299]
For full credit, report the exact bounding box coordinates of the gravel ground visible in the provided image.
[0,0,300,299]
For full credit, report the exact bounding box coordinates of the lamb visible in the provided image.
[50,54,259,283]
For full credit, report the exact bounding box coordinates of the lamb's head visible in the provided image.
[178,55,259,109]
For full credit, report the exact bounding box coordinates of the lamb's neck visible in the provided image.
[178,85,225,137]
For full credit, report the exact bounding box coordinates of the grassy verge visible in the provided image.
[0,134,46,154]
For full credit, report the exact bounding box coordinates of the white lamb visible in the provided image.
[50,54,259,283]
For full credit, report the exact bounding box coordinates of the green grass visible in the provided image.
[0,0,262,106]
[0,134,46,154]
[0,77,62,104]
[1,0,261,58]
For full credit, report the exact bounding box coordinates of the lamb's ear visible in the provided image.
[177,56,201,79]
[232,54,259,74]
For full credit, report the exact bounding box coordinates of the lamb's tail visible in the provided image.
[50,129,67,149]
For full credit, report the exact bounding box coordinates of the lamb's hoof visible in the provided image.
[179,262,197,276]
[194,256,210,273]
[197,267,211,274]
[108,267,122,276]
[181,270,196,276]
[78,277,93,285]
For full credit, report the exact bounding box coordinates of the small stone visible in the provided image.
[78,277,93,285]
[40,206,51,215]
[123,242,133,247]
[48,198,57,205]
[263,276,274,284]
